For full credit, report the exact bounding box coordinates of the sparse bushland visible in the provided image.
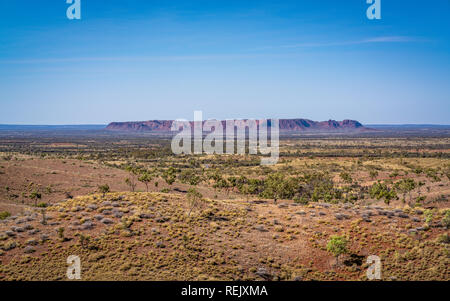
[0,135,448,281]
[0,190,448,281]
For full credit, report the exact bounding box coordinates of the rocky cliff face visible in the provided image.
[106,118,365,132]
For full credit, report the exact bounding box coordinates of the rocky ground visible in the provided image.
[0,192,448,280]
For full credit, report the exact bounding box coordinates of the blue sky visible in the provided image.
[0,0,449,124]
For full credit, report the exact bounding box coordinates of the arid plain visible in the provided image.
[0,128,448,280]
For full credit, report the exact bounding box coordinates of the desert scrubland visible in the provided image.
[0,132,448,280]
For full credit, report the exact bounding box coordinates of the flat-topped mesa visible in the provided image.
[106,120,173,132]
[106,118,366,132]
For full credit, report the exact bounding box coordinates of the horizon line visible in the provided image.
[1,123,450,127]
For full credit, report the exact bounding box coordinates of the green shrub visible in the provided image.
[424,209,434,224]
[0,211,11,220]
[326,235,348,265]
[369,181,397,205]
[98,184,110,197]
[339,172,352,184]
[260,173,297,201]
[441,210,450,229]
[369,170,379,179]
[57,227,65,240]
[294,196,309,205]
[437,233,450,244]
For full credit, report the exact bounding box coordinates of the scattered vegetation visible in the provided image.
[0,134,448,281]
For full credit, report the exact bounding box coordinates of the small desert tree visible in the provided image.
[213,176,230,195]
[98,184,110,197]
[125,178,137,192]
[369,181,397,205]
[29,191,42,207]
[178,169,202,187]
[57,227,66,241]
[78,233,91,249]
[124,166,139,191]
[162,167,176,189]
[188,173,202,187]
[138,172,153,192]
[441,210,450,229]
[262,173,296,204]
[395,178,416,204]
[187,188,204,217]
[326,235,348,266]
[417,181,425,197]
[40,209,47,225]
[339,172,353,184]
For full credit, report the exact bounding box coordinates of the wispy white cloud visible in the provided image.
[361,36,419,43]
[253,36,423,50]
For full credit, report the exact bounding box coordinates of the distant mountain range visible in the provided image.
[0,122,449,137]
[106,119,367,132]
[1,123,448,133]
